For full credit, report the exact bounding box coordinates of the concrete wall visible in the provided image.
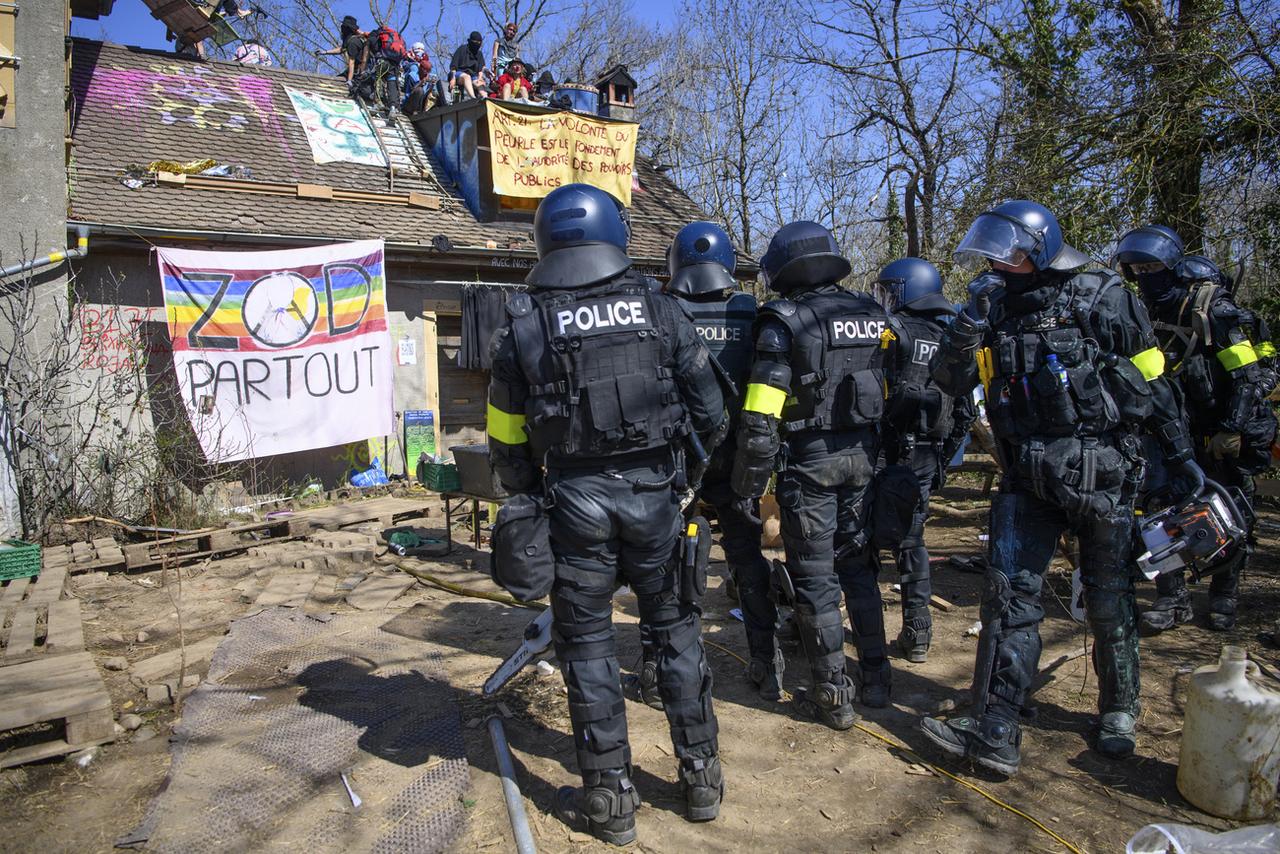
[0,2,72,536]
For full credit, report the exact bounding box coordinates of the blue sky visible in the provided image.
[71,1,679,53]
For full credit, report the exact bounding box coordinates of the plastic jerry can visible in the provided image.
[1177,645,1280,820]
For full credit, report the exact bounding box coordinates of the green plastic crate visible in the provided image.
[421,461,461,493]
[0,539,41,581]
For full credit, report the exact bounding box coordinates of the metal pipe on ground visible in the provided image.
[487,715,537,854]
[0,224,90,279]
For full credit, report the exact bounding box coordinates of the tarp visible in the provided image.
[485,101,637,205]
[157,240,395,462]
[285,87,387,167]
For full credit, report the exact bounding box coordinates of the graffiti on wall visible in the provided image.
[78,305,170,375]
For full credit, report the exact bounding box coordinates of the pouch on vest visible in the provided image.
[870,464,921,551]
[835,368,885,429]
[490,494,554,602]
[1102,355,1154,424]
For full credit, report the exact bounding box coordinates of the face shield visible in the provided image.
[954,212,1040,269]
[873,278,905,312]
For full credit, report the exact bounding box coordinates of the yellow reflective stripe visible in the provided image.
[1257,341,1276,359]
[976,347,994,389]
[1217,341,1259,371]
[743,383,786,417]
[486,403,527,445]
[1130,346,1165,381]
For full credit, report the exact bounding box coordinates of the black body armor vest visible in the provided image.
[888,311,953,439]
[685,291,756,408]
[762,288,889,433]
[506,275,689,460]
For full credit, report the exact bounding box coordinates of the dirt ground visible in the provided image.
[0,483,1276,854]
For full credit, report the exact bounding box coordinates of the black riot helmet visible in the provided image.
[527,183,632,290]
[1176,253,1234,292]
[759,221,851,294]
[954,200,1091,272]
[665,221,737,299]
[874,256,953,314]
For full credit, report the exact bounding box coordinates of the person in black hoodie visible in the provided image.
[449,31,492,100]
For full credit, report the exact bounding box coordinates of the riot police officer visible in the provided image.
[873,258,975,663]
[1113,226,1278,632]
[732,221,895,724]
[920,201,1202,773]
[635,222,783,703]
[487,184,726,844]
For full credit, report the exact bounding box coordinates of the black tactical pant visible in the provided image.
[701,477,776,663]
[890,440,944,619]
[547,460,718,776]
[983,489,1138,721]
[775,429,882,685]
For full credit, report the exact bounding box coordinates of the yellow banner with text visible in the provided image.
[486,101,637,206]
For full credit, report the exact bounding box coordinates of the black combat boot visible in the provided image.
[1206,596,1237,631]
[555,767,641,846]
[794,674,858,730]
[920,713,1022,776]
[678,755,724,821]
[1095,711,1136,758]
[745,646,785,701]
[859,662,892,709]
[1140,573,1192,635]
[896,608,933,663]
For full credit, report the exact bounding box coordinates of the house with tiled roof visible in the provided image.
[64,37,749,486]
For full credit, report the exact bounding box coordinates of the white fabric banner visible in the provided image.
[157,240,394,462]
[285,87,387,167]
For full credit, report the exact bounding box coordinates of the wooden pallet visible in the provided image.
[0,651,115,767]
[0,561,68,611]
[112,496,433,572]
[1,601,85,664]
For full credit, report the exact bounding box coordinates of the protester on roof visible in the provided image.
[402,42,442,115]
[314,15,367,85]
[169,28,206,59]
[495,59,534,102]
[234,39,274,66]
[361,22,409,116]
[492,21,520,74]
[449,31,492,100]
[534,69,556,100]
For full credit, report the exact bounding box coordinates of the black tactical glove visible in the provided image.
[732,497,762,527]
[1170,457,1206,507]
[963,272,1002,322]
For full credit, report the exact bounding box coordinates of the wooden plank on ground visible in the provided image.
[254,572,320,609]
[3,608,37,661]
[0,578,30,611]
[345,573,414,611]
[130,635,225,684]
[25,562,67,606]
[0,652,111,732]
[43,601,84,656]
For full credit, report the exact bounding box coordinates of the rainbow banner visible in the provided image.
[157,240,394,462]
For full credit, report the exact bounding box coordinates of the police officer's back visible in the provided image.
[487,184,726,845]
[732,221,895,725]
[873,257,972,663]
[1114,226,1278,632]
[664,222,783,701]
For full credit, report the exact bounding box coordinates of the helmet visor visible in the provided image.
[1112,228,1181,270]
[954,212,1038,268]
[873,278,904,312]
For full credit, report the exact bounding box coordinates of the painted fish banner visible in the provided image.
[285,86,386,167]
[157,240,394,463]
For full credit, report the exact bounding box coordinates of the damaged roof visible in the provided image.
[67,39,721,266]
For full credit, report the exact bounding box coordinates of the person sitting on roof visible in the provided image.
[495,59,534,102]
[234,39,274,66]
[492,21,520,74]
[169,28,206,59]
[402,42,443,115]
[449,31,492,100]
[314,15,367,86]
[534,69,556,101]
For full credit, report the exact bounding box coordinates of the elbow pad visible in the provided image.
[1151,417,1194,465]
[731,410,780,498]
